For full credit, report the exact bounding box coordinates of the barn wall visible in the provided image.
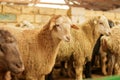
[0,5,119,27]
[69,7,120,24]
[0,4,68,27]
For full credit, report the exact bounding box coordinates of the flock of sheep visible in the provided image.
[0,14,120,80]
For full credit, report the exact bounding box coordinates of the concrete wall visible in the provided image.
[0,4,67,27]
[109,8,120,13]
[0,5,119,28]
[69,7,120,24]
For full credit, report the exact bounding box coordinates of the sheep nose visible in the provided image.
[15,63,25,72]
[108,31,111,35]
[106,30,111,36]
[18,64,25,72]
[65,36,70,42]
[15,62,22,68]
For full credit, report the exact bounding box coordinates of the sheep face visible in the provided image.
[0,30,24,74]
[94,15,111,36]
[51,16,78,42]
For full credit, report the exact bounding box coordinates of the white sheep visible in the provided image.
[100,26,120,76]
[16,20,35,29]
[52,15,111,80]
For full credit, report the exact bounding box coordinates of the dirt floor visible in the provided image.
[52,67,107,80]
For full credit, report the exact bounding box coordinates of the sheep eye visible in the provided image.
[99,22,103,25]
[0,45,4,53]
[55,24,62,31]
[55,24,60,27]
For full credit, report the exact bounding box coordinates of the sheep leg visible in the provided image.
[75,65,83,80]
[39,75,45,80]
[94,54,100,67]
[101,54,107,75]
[84,61,92,78]
[92,54,100,68]
[60,61,67,77]
[113,55,120,75]
[73,52,84,80]
[45,69,54,80]
[100,45,107,75]
[4,71,11,80]
[107,54,115,75]
[67,59,75,78]
[114,63,120,75]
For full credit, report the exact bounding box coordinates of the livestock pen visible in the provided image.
[0,0,120,80]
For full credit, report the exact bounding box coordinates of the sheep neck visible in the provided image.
[0,59,7,70]
[82,19,101,46]
[38,28,61,58]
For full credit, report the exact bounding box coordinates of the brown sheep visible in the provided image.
[50,15,111,80]
[0,15,79,80]
[100,26,120,76]
[0,29,24,80]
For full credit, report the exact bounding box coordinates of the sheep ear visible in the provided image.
[7,37,14,42]
[98,15,101,19]
[16,23,21,27]
[0,46,4,57]
[49,15,62,30]
[71,24,79,30]
[49,21,55,30]
[94,20,97,24]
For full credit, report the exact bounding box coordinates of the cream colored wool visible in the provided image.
[56,15,111,80]
[100,26,120,75]
[0,15,77,80]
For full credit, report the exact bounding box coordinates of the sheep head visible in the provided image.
[50,15,79,42]
[0,30,24,74]
[93,15,111,36]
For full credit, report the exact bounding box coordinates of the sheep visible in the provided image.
[91,19,115,68]
[49,15,111,80]
[54,19,115,79]
[114,21,120,26]
[0,29,24,80]
[100,26,120,76]
[16,20,34,29]
[108,20,115,28]
[0,15,79,80]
